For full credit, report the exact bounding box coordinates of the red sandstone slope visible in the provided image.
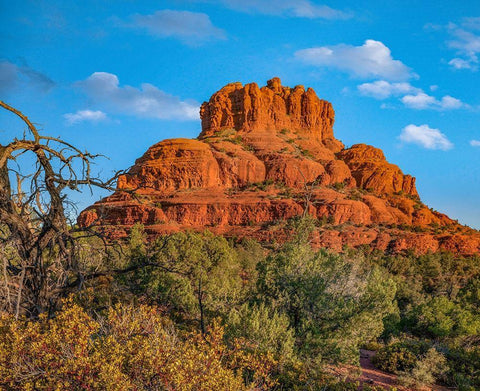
[78,78,480,255]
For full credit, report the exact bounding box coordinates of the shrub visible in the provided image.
[363,341,384,351]
[299,147,315,159]
[271,356,330,390]
[257,179,274,191]
[323,381,358,390]
[373,342,419,373]
[347,190,363,201]
[0,299,277,390]
[412,296,480,338]
[214,128,236,138]
[226,303,295,360]
[446,346,480,390]
[374,340,450,388]
[375,342,448,388]
[229,135,244,145]
[332,182,345,191]
[398,347,448,388]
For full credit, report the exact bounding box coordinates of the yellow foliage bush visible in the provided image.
[0,299,276,390]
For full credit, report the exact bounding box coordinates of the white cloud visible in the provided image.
[401,93,436,109]
[357,80,421,99]
[470,140,480,147]
[64,110,107,125]
[448,26,480,54]
[401,92,464,110]
[77,72,199,121]
[399,124,453,150]
[440,95,464,109]
[442,21,480,71]
[295,40,413,81]
[449,57,477,70]
[0,59,55,94]
[127,10,225,45]
[217,0,351,19]
[358,80,467,111]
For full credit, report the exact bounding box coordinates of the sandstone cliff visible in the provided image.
[78,78,480,256]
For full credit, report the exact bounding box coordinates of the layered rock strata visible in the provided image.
[79,78,480,255]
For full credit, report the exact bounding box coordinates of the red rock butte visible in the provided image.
[79,78,480,255]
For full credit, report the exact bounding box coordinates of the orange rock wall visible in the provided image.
[79,78,480,256]
[199,77,343,151]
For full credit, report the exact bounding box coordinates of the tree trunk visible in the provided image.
[198,279,205,334]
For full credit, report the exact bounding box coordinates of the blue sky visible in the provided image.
[1,0,480,229]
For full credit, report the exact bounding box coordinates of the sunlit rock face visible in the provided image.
[79,78,480,256]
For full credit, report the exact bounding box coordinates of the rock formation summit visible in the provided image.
[79,78,480,255]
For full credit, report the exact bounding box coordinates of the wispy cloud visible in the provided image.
[401,92,465,110]
[399,124,453,150]
[0,59,55,94]
[0,61,18,93]
[429,19,480,71]
[295,40,413,81]
[448,57,477,70]
[216,0,352,19]
[470,139,480,147]
[358,80,467,111]
[358,80,421,99]
[76,72,199,121]
[447,24,480,53]
[123,10,226,45]
[64,110,107,125]
[462,17,480,30]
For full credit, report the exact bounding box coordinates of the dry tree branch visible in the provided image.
[0,100,161,317]
[295,166,320,218]
[0,100,132,317]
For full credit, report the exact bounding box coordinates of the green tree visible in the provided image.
[399,347,448,388]
[256,217,397,363]
[226,302,295,359]
[130,230,243,333]
[411,296,480,338]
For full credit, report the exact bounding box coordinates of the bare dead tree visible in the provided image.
[295,166,320,218]
[0,100,124,318]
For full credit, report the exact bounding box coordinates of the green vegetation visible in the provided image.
[347,188,364,201]
[369,250,480,390]
[2,96,479,390]
[245,179,275,191]
[1,219,479,389]
[213,128,236,138]
[298,147,315,159]
[332,181,346,191]
[256,218,396,364]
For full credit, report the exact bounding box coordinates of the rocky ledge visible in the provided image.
[78,78,480,255]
